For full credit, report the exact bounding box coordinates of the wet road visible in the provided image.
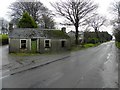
[2,41,118,88]
[0,45,9,66]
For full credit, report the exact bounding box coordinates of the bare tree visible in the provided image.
[40,13,56,29]
[0,18,9,34]
[51,0,98,45]
[85,13,106,39]
[9,0,49,24]
[111,1,120,42]
[112,1,120,22]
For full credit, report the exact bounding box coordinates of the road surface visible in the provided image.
[0,45,9,67]
[2,41,118,88]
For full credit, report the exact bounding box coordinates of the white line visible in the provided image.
[3,70,9,73]
[0,75,10,80]
[104,60,109,64]
[104,53,111,64]
[107,53,111,59]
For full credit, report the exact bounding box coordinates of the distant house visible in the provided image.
[67,30,84,45]
[9,28,70,53]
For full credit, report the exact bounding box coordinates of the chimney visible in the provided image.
[61,27,66,33]
[9,23,13,32]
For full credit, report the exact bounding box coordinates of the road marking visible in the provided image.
[104,53,111,64]
[0,75,10,80]
[3,70,9,73]
[107,53,111,59]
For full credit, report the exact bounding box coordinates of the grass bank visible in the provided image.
[116,42,120,49]
[71,43,100,51]
[0,34,8,45]
[10,50,70,56]
[10,43,100,56]
[10,53,40,56]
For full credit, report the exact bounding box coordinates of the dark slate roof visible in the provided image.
[9,28,70,39]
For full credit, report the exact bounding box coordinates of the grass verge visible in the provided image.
[10,53,40,56]
[9,43,100,56]
[116,42,120,49]
[0,34,8,45]
[10,51,70,56]
[71,43,100,51]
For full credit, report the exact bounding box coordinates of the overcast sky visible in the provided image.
[0,0,119,34]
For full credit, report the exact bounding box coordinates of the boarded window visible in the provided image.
[44,40,51,48]
[21,40,27,49]
[61,41,66,47]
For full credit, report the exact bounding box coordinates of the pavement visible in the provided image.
[116,47,120,88]
[1,46,70,76]
[1,41,119,88]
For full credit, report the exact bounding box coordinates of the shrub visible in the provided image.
[88,38,99,44]
[17,12,38,28]
[83,43,95,48]
[0,34,8,45]
[116,42,120,49]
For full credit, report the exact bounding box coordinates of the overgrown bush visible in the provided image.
[88,38,99,44]
[84,31,112,44]
[0,34,8,45]
[17,12,38,28]
[83,43,95,48]
[116,42,120,49]
[114,26,120,49]
[114,29,120,42]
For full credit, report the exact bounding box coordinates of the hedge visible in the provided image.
[116,42,120,49]
[0,34,8,45]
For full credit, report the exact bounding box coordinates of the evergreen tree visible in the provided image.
[18,12,38,28]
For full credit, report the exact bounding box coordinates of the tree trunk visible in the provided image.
[75,26,79,45]
[95,27,100,43]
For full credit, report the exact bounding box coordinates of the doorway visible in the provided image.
[31,39,37,53]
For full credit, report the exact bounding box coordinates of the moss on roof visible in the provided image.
[44,30,70,39]
[9,28,70,39]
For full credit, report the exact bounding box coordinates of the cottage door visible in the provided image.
[31,39,37,53]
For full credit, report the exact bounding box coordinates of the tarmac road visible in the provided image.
[2,41,118,88]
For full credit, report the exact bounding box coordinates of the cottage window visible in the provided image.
[61,41,66,47]
[44,39,51,48]
[20,40,27,49]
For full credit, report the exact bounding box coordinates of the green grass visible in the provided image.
[71,43,100,51]
[10,51,69,56]
[0,34,8,40]
[83,43,95,48]
[10,43,100,56]
[0,34,8,45]
[116,42,120,49]
[1,34,8,39]
[10,53,40,56]
[9,51,61,56]
[83,43,99,48]
[70,45,84,51]
[45,30,70,39]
